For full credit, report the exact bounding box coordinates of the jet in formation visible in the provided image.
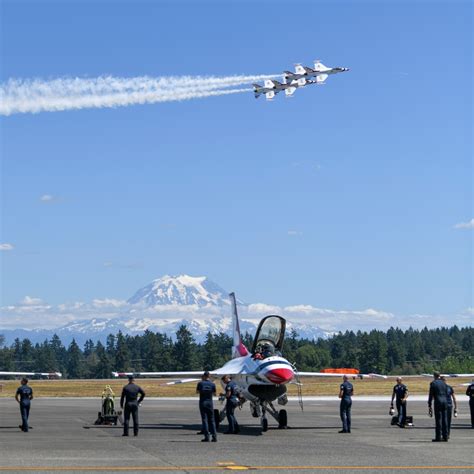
[253,60,349,101]
[113,293,384,432]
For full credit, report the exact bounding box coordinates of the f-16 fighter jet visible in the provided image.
[253,79,299,100]
[113,293,385,433]
[284,60,349,85]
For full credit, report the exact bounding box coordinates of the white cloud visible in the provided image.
[287,230,303,236]
[247,303,282,314]
[92,298,127,309]
[0,243,14,251]
[21,296,44,305]
[40,194,54,202]
[1,296,472,333]
[454,218,474,229]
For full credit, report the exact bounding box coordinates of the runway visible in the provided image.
[0,398,473,473]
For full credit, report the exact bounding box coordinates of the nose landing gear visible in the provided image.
[258,400,288,432]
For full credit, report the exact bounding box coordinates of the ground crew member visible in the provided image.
[441,376,457,439]
[120,375,145,437]
[338,375,353,433]
[222,375,240,434]
[15,378,33,432]
[428,371,448,442]
[466,381,474,428]
[196,371,217,442]
[390,377,408,428]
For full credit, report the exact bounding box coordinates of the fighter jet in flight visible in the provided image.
[284,60,349,85]
[253,79,299,100]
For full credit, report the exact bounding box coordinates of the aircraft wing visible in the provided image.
[112,366,244,379]
[297,372,387,379]
[422,373,474,378]
[0,371,62,378]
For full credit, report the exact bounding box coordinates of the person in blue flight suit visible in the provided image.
[466,381,474,428]
[120,375,145,437]
[441,376,457,439]
[390,377,408,428]
[338,375,353,433]
[222,375,240,434]
[15,378,33,432]
[428,371,449,442]
[196,371,217,442]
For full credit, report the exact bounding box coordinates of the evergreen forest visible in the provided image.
[0,326,472,379]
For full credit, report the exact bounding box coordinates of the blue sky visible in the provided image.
[1,0,472,320]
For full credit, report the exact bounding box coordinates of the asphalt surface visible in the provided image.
[0,397,473,473]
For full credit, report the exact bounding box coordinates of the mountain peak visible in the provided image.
[127,274,233,307]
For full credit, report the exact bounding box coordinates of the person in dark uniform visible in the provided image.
[390,377,408,428]
[441,376,457,439]
[120,375,145,437]
[428,371,448,442]
[466,381,474,428]
[15,378,33,432]
[338,375,353,433]
[222,375,240,434]
[196,371,217,442]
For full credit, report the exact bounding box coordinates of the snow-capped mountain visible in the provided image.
[1,274,331,345]
[1,316,330,346]
[127,275,237,307]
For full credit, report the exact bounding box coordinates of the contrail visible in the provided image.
[0,74,279,115]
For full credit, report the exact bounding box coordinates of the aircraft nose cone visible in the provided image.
[266,367,294,384]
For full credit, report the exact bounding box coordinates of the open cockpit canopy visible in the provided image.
[251,315,286,356]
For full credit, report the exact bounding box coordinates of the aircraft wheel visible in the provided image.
[214,409,220,430]
[278,409,287,429]
[261,417,268,432]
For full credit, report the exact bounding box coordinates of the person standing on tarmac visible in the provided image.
[428,371,448,442]
[196,371,217,442]
[15,378,33,432]
[466,381,474,428]
[338,375,353,433]
[441,376,457,439]
[222,375,240,434]
[390,377,408,428]
[120,375,145,437]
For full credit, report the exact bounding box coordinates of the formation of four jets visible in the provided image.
[253,60,349,100]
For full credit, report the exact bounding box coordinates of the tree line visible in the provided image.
[0,325,472,378]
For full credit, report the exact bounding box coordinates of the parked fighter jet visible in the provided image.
[113,293,382,433]
[253,79,299,100]
[284,60,349,85]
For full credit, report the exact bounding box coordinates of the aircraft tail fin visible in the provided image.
[230,292,249,359]
[316,74,328,83]
[285,86,297,97]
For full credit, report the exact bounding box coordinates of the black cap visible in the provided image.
[203,371,210,377]
[127,374,134,381]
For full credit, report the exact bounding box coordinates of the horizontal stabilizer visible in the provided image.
[285,87,297,96]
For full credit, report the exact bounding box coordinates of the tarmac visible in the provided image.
[0,397,473,473]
